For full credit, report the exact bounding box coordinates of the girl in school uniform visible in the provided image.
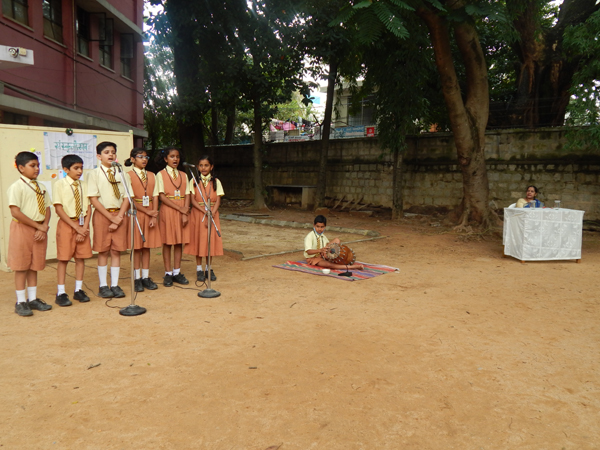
[185,155,225,282]
[155,147,191,287]
[125,148,161,292]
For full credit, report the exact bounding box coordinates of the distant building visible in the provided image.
[318,80,375,129]
[1,0,146,145]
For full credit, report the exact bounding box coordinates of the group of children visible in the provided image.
[8,142,224,316]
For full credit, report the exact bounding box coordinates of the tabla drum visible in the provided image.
[324,242,356,265]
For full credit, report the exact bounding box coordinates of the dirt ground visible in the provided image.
[1,204,599,450]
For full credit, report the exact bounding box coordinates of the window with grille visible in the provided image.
[42,0,63,43]
[347,95,375,126]
[1,111,29,125]
[98,16,113,68]
[76,7,90,57]
[2,0,29,26]
[120,34,133,79]
[99,44,111,68]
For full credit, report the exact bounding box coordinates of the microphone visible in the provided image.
[111,161,122,168]
[181,162,195,168]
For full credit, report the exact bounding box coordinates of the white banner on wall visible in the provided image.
[43,132,98,170]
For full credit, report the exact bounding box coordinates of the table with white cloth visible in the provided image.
[503,208,584,262]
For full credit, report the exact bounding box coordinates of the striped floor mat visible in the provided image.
[273,261,400,281]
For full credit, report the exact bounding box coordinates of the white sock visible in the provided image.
[75,280,83,292]
[98,265,108,287]
[142,269,149,279]
[57,284,66,295]
[111,267,120,287]
[165,271,172,276]
[27,286,37,301]
[135,269,141,280]
[197,265,202,272]
[173,268,180,275]
[205,264,210,271]
[16,290,26,303]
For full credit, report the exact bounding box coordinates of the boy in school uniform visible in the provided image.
[87,142,131,299]
[8,151,53,316]
[53,154,93,306]
[304,215,364,270]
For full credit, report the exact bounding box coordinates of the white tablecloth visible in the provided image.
[503,208,584,261]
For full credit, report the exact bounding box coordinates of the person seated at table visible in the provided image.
[516,185,544,208]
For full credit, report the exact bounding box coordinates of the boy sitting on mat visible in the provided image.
[304,215,364,270]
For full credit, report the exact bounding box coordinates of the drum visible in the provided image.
[324,242,356,265]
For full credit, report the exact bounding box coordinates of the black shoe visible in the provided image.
[209,269,217,282]
[73,290,90,303]
[111,285,125,298]
[134,279,144,292]
[98,285,114,298]
[142,277,158,290]
[15,302,33,317]
[29,299,52,311]
[172,273,189,285]
[163,274,173,287]
[197,270,206,282]
[55,293,73,307]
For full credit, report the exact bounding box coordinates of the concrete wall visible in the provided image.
[210,127,600,219]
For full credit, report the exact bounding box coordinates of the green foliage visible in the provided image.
[330,0,412,44]
[563,8,600,149]
[143,38,179,150]
[359,14,449,153]
[273,93,317,122]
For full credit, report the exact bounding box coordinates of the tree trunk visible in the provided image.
[210,105,219,145]
[391,147,403,220]
[167,0,207,161]
[178,123,204,164]
[417,3,492,227]
[252,93,267,210]
[314,60,338,210]
[503,0,600,127]
[224,105,235,145]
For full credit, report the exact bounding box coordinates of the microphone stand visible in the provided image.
[114,162,147,316]
[184,163,221,298]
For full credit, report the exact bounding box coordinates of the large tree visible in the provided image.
[143,39,178,153]
[341,0,496,226]
[300,0,359,210]
[149,0,248,159]
[234,0,308,209]
[416,1,494,227]
[499,0,600,127]
[359,16,449,219]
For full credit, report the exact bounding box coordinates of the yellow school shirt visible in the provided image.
[198,175,225,197]
[304,230,329,259]
[7,176,51,222]
[53,176,89,218]
[129,167,160,197]
[87,165,131,209]
[156,166,193,195]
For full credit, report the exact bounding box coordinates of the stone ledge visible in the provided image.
[221,214,380,237]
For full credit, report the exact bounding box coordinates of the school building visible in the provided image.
[0,0,146,145]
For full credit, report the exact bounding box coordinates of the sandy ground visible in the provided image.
[1,205,599,450]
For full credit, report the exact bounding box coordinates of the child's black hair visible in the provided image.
[197,155,217,191]
[15,151,39,168]
[61,154,84,170]
[97,141,117,155]
[314,215,327,225]
[124,148,147,167]
[154,147,183,171]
